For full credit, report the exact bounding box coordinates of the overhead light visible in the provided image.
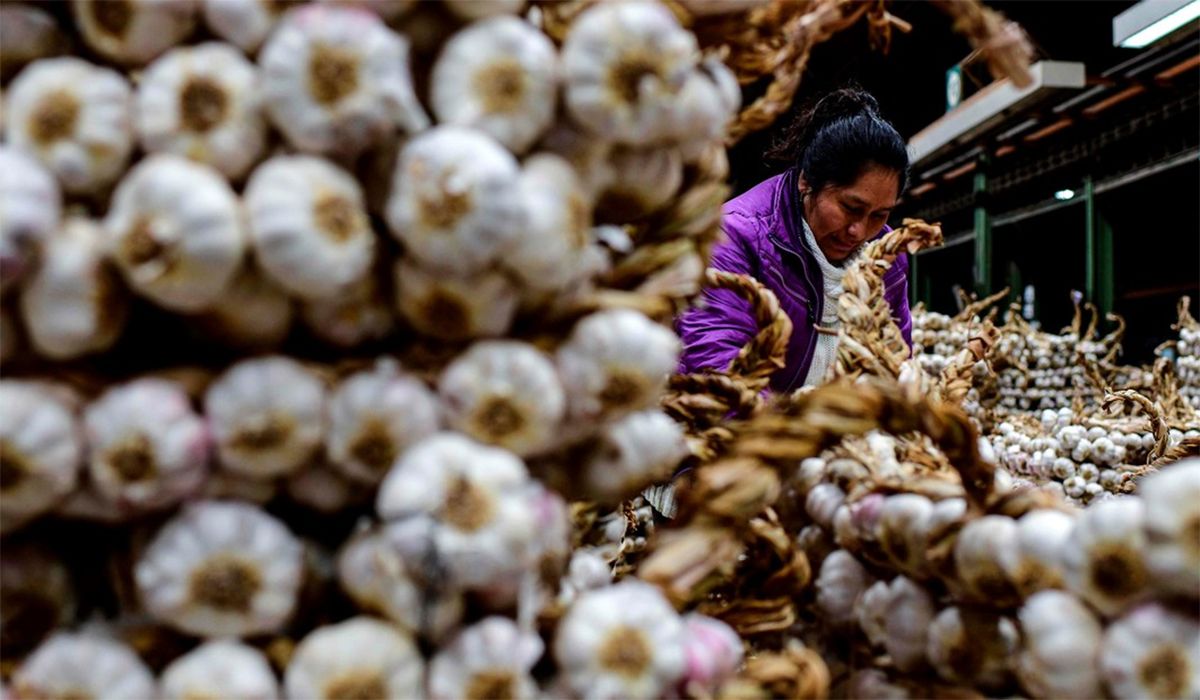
[1054,189,1076,201]
[1114,0,1200,48]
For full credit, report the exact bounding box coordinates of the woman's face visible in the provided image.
[800,166,900,263]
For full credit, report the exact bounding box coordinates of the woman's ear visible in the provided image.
[797,172,810,197]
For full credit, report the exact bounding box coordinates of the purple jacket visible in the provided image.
[677,169,911,392]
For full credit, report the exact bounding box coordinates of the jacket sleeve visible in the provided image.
[676,214,762,374]
[884,252,913,348]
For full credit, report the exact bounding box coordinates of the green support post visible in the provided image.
[973,161,992,298]
[1084,176,1115,316]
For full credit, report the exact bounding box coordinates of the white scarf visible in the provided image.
[800,217,858,386]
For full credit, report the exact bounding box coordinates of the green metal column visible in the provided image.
[973,160,992,298]
[1084,176,1115,315]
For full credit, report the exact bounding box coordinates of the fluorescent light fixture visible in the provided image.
[1114,0,1200,48]
[1054,189,1076,201]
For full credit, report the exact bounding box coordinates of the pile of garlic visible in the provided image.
[1175,316,1200,410]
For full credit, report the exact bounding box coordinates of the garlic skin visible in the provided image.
[71,0,196,65]
[204,356,327,479]
[386,126,524,275]
[328,359,440,485]
[561,2,697,145]
[376,433,537,589]
[5,57,133,194]
[667,57,741,156]
[506,154,594,293]
[301,275,395,347]
[84,378,208,511]
[854,579,891,648]
[429,616,544,700]
[245,155,375,300]
[0,5,67,82]
[680,613,744,694]
[0,544,76,658]
[136,42,266,180]
[197,264,294,349]
[431,16,557,154]
[884,576,936,673]
[583,409,689,501]
[393,258,519,341]
[1099,602,1200,700]
[953,514,1020,603]
[926,607,1018,690]
[285,616,425,700]
[1061,497,1150,617]
[876,493,935,578]
[443,0,525,21]
[1005,508,1074,597]
[805,483,846,531]
[285,461,365,514]
[537,121,617,200]
[816,549,872,628]
[557,309,681,421]
[12,633,156,700]
[19,216,127,360]
[160,639,280,700]
[104,154,245,312]
[0,381,81,531]
[1017,590,1106,699]
[439,341,566,457]
[1137,458,1200,597]
[598,146,684,221]
[0,146,60,292]
[202,0,282,54]
[135,500,304,637]
[554,579,686,700]
[259,5,428,156]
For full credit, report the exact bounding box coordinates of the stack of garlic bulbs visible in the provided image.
[1174,297,1200,410]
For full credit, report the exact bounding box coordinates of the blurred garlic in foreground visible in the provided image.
[1099,602,1200,700]
[1061,497,1150,616]
[71,0,196,65]
[5,57,133,194]
[582,409,689,501]
[284,616,425,700]
[925,607,1018,690]
[1017,590,1105,699]
[285,461,365,514]
[301,275,394,347]
[135,500,304,637]
[443,0,525,21]
[1137,458,1200,596]
[815,549,872,628]
[202,0,283,53]
[875,492,935,578]
[394,259,519,341]
[506,154,594,294]
[0,544,76,658]
[883,576,936,673]
[680,613,744,694]
[0,146,60,292]
[953,514,1020,604]
[160,639,279,700]
[1005,508,1074,597]
[0,381,81,531]
[136,42,266,180]
[104,154,245,312]
[0,5,67,82]
[428,616,543,700]
[197,264,294,349]
[12,632,155,700]
[597,146,684,221]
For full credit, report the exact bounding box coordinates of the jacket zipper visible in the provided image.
[767,231,821,391]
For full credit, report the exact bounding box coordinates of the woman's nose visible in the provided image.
[847,220,866,241]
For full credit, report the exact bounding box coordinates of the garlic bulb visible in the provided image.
[953,514,1020,604]
[300,275,395,347]
[598,146,683,220]
[160,639,280,700]
[376,433,537,588]
[135,500,304,637]
[439,341,566,456]
[1099,602,1199,700]
[443,0,525,20]
[0,381,81,531]
[1061,497,1149,616]
[202,0,283,53]
[319,0,416,20]
[259,4,428,155]
[71,0,196,65]
[428,616,543,700]
[536,121,616,200]
[200,469,278,505]
[805,483,845,531]
[19,216,127,360]
[554,579,686,700]
[926,607,1018,690]
[1005,508,1075,597]
[854,579,891,648]
[582,409,689,501]
[245,155,375,300]
[1138,458,1200,596]
[104,154,245,312]
[557,309,681,420]
[680,613,744,693]
[0,146,60,292]
[5,57,133,193]
[204,355,326,479]
[136,42,266,180]
[561,2,697,145]
[1017,590,1105,699]
[667,57,741,158]
[876,493,935,577]
[0,544,76,658]
[506,153,594,293]
[393,259,519,341]
[197,264,294,349]
[431,16,557,154]
[385,126,524,275]
[0,5,66,82]
[83,378,208,511]
[285,462,365,514]
[328,359,440,485]
[815,549,872,628]
[285,616,425,700]
[884,576,936,673]
[12,632,155,700]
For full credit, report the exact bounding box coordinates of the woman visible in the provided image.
[678,87,911,391]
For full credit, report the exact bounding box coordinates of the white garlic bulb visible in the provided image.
[554,579,686,700]
[135,500,304,637]
[926,607,1018,690]
[376,433,537,588]
[12,632,155,700]
[285,461,365,514]
[202,0,284,53]
[0,146,60,292]
[285,616,425,700]
[598,145,684,221]
[815,549,872,628]
[805,483,845,531]
[393,259,519,341]
[953,514,1020,603]
[300,275,395,347]
[429,616,544,700]
[1005,508,1074,597]
[197,264,294,349]
[245,155,375,300]
[259,4,428,155]
[439,341,565,457]
[561,2,697,145]
[328,359,440,485]
[104,154,245,312]
[506,153,594,293]
[557,309,681,420]
[443,0,525,20]
[876,493,935,577]
[1138,458,1200,596]
[136,42,266,180]
[0,381,82,531]
[582,409,689,501]
[1017,590,1106,698]
[160,639,280,700]
[677,613,744,693]
[83,378,208,511]
[668,57,741,158]
[386,126,524,275]
[5,57,133,193]
[536,121,616,200]
[1061,497,1149,616]
[884,576,936,673]
[205,356,326,479]
[19,216,127,360]
[430,16,557,154]
[1099,602,1199,700]
[71,0,196,65]
[854,579,891,648]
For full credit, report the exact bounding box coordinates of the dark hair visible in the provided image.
[768,87,909,196]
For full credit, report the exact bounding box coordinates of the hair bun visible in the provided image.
[809,87,880,125]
